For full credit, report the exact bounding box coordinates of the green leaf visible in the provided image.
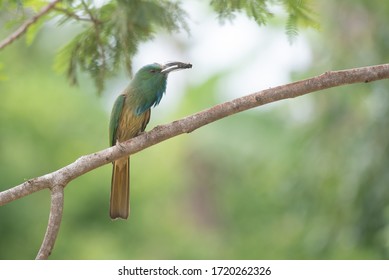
[54,32,81,86]
[25,16,45,45]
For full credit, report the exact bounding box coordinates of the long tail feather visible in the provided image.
[110,157,130,219]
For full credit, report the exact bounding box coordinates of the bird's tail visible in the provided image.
[110,157,130,219]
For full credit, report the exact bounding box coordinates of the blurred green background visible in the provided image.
[1,0,389,259]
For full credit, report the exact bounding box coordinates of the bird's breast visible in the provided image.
[116,104,150,142]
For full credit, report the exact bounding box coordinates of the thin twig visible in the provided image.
[36,185,64,260]
[53,7,96,22]
[0,0,62,50]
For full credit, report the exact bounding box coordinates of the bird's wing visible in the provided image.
[109,94,126,146]
[140,109,151,133]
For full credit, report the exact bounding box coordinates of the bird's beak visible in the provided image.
[161,62,192,74]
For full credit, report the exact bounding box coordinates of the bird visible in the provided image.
[109,61,192,219]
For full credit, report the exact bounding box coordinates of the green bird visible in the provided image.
[109,61,192,219]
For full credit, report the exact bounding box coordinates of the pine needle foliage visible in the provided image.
[210,0,318,42]
[1,0,318,93]
[210,0,273,25]
[282,0,318,42]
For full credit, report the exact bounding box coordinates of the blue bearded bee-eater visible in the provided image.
[109,62,192,219]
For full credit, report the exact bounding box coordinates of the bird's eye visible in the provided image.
[149,69,157,73]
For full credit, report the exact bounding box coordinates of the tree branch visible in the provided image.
[0,0,62,50]
[36,185,64,260]
[1,63,389,258]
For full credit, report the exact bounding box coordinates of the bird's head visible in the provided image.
[131,61,192,115]
[133,61,192,82]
